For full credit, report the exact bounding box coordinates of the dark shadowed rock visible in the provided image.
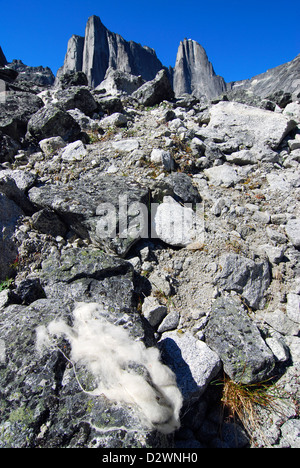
[0,90,44,140]
[54,86,98,116]
[28,172,150,256]
[0,193,24,282]
[132,69,174,107]
[26,105,81,143]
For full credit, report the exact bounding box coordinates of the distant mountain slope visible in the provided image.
[228,54,300,98]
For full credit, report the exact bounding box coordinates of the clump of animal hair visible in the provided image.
[36,302,183,434]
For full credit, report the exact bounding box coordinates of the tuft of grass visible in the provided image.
[0,278,13,292]
[216,374,291,439]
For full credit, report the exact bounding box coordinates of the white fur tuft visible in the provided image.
[36,302,183,434]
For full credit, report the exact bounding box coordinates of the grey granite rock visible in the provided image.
[205,297,275,384]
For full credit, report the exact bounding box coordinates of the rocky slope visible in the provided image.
[0,51,300,448]
[228,53,300,99]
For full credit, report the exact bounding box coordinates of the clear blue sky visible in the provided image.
[1,0,299,83]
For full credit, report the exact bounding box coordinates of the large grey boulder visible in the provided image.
[207,101,297,150]
[132,69,174,107]
[0,90,44,140]
[97,67,145,95]
[54,86,98,116]
[159,331,221,401]
[0,247,182,447]
[26,104,81,143]
[215,253,271,310]
[205,297,275,384]
[28,172,150,257]
[173,38,226,99]
[0,193,24,282]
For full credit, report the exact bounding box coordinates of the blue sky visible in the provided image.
[0,0,299,83]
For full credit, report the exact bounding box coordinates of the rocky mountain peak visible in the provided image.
[0,46,7,67]
[173,38,226,99]
[58,15,165,88]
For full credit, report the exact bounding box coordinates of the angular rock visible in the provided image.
[207,101,296,149]
[164,173,202,205]
[61,140,87,162]
[150,148,174,172]
[26,104,81,143]
[30,208,67,237]
[97,67,145,95]
[262,309,299,336]
[0,193,24,282]
[132,69,174,107]
[0,289,177,447]
[0,131,21,163]
[92,92,124,115]
[205,297,275,384]
[285,218,300,248]
[142,296,167,328]
[54,86,98,116]
[28,172,150,257]
[0,90,44,140]
[58,71,88,89]
[286,293,300,324]
[159,331,221,400]
[204,164,241,187]
[153,196,204,248]
[39,136,66,156]
[215,253,271,310]
[100,112,128,128]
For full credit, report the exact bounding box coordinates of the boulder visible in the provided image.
[58,71,88,89]
[153,196,204,248]
[0,193,24,282]
[285,218,300,248]
[205,297,275,384]
[60,140,87,162]
[54,86,98,116]
[28,172,150,257]
[0,90,44,140]
[215,253,271,310]
[0,247,182,447]
[132,69,174,107]
[0,131,21,163]
[150,148,174,172]
[204,164,242,187]
[159,331,221,401]
[26,105,81,143]
[207,101,297,149]
[96,67,145,95]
